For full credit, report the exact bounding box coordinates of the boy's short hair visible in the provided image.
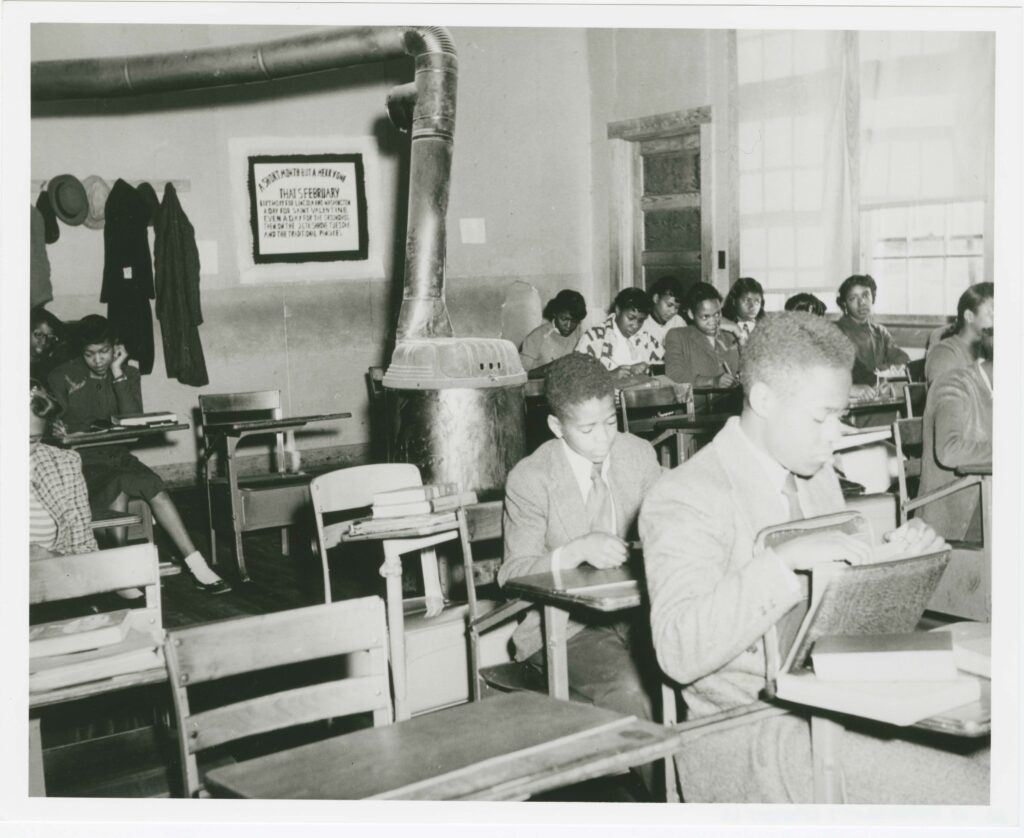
[30,379,63,421]
[610,287,652,316]
[546,354,614,419]
[543,289,588,323]
[837,274,877,308]
[784,292,827,316]
[76,314,115,348]
[649,275,683,302]
[740,312,855,392]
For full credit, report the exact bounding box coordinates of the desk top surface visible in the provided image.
[651,412,732,431]
[205,411,352,435]
[205,691,681,801]
[29,665,167,709]
[47,422,190,448]
[845,398,904,413]
[505,565,641,612]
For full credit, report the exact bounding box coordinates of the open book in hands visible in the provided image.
[759,511,980,726]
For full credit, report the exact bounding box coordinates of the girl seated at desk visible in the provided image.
[47,315,230,595]
[30,380,98,559]
[576,287,661,380]
[519,289,587,376]
[720,276,765,347]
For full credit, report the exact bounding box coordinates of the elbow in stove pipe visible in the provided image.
[31,25,457,341]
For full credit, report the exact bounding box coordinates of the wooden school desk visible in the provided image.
[340,510,468,721]
[791,652,990,803]
[204,691,683,800]
[503,565,641,701]
[650,412,731,467]
[46,422,190,449]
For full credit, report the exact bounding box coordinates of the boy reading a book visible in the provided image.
[47,315,230,595]
[639,312,988,803]
[499,353,662,790]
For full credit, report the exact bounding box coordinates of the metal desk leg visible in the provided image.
[811,715,847,803]
[29,717,45,796]
[224,437,249,582]
[543,605,570,701]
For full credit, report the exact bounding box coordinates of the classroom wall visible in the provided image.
[585,28,735,303]
[32,24,596,479]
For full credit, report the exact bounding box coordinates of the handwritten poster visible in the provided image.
[247,153,368,263]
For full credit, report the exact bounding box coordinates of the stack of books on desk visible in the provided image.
[370,484,477,519]
[345,484,477,537]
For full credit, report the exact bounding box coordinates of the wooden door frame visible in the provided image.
[607,106,714,294]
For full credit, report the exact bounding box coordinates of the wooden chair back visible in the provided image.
[199,389,288,470]
[309,463,424,598]
[30,543,162,635]
[902,383,927,419]
[165,596,392,797]
[892,418,924,524]
[618,383,693,435]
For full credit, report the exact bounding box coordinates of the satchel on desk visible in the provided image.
[758,511,980,726]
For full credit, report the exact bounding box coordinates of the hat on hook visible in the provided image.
[46,174,88,226]
[82,175,112,230]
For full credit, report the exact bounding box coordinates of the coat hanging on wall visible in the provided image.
[154,182,209,387]
[101,179,155,375]
[35,190,59,245]
[30,205,53,307]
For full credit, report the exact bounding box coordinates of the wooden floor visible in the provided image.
[38,483,647,802]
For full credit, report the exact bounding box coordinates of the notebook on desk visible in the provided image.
[759,512,981,726]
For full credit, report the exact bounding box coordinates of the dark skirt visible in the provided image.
[78,445,165,511]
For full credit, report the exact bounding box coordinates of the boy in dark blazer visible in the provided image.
[499,353,662,729]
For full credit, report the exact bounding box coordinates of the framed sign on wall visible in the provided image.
[247,153,368,264]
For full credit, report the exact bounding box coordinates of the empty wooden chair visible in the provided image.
[165,596,392,798]
[29,543,164,796]
[199,390,309,581]
[310,464,477,720]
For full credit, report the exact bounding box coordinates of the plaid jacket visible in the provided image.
[576,315,662,369]
[30,443,98,555]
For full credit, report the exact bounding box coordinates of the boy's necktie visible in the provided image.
[586,462,613,534]
[782,471,803,522]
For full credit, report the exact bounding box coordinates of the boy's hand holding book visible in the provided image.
[774,530,873,571]
[880,518,947,561]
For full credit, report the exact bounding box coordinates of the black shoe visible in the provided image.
[191,575,232,595]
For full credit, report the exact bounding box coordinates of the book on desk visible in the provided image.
[112,411,178,428]
[760,512,983,726]
[30,609,132,659]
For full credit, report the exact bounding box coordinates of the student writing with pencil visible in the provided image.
[663,282,741,388]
